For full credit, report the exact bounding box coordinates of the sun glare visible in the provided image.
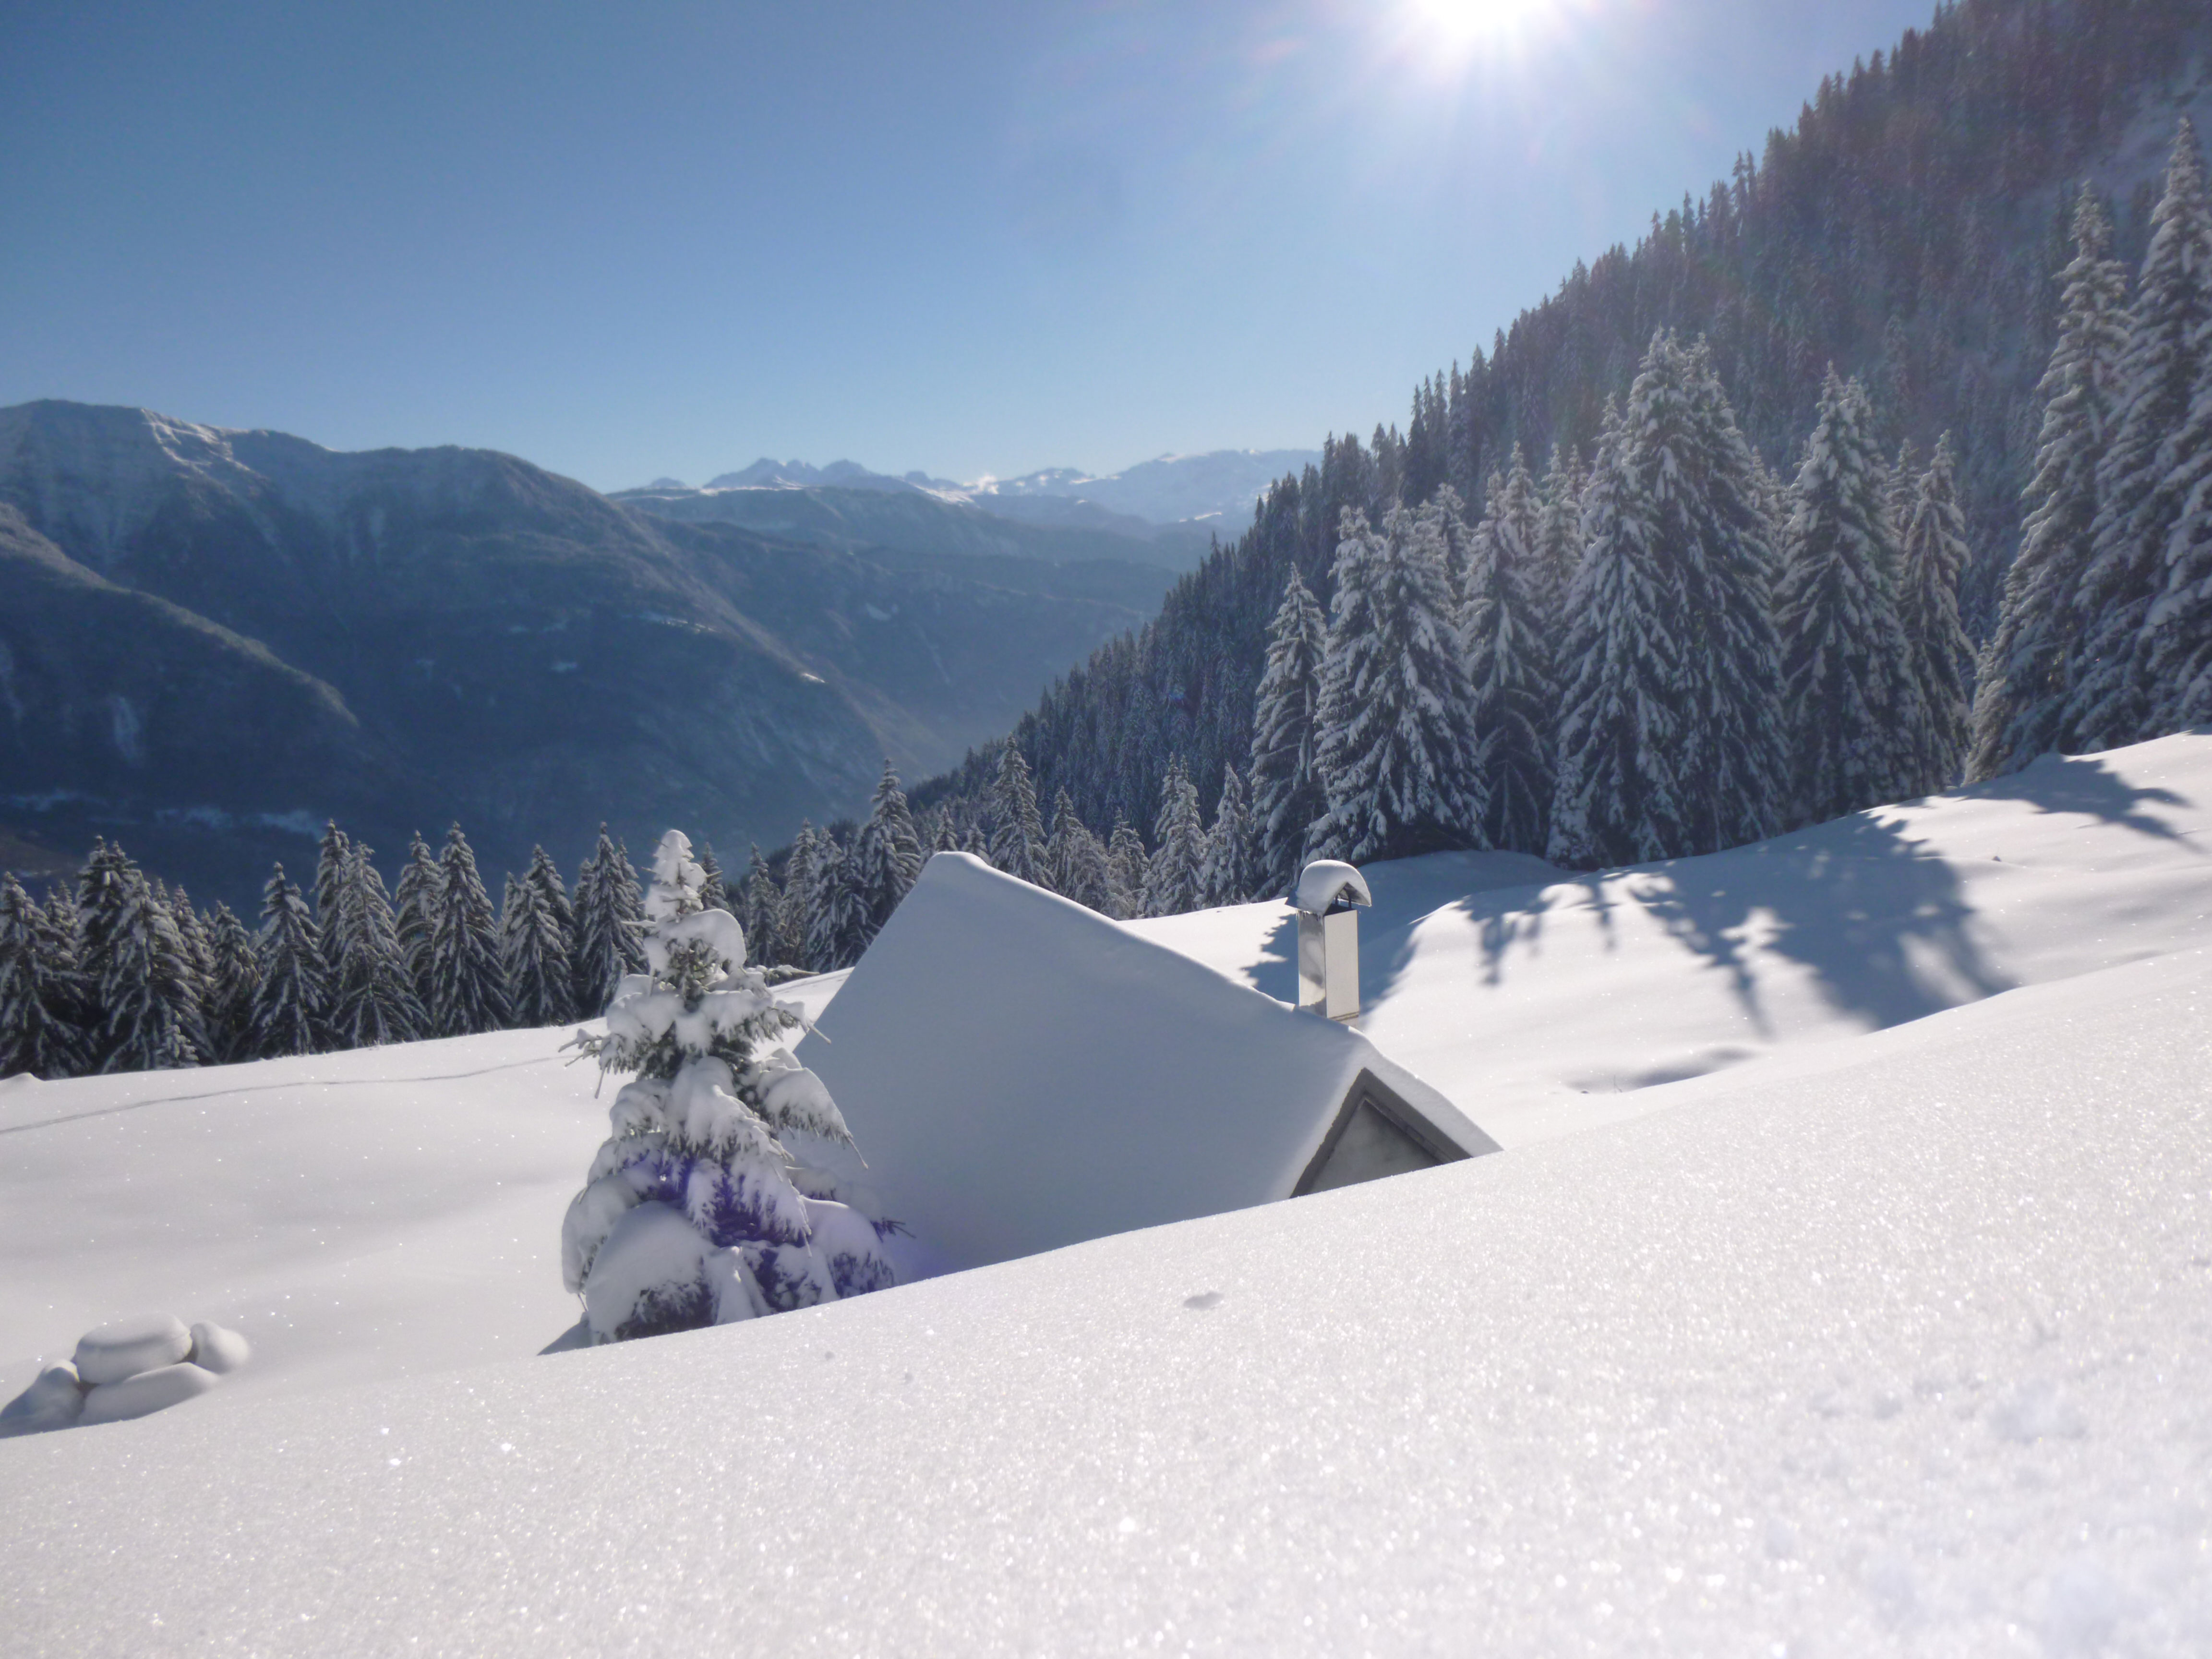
[1403,0,1559,53]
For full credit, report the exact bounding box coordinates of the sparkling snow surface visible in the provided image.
[1134,739,2212,1148]
[3,945,2209,1653]
[3,736,2212,1651]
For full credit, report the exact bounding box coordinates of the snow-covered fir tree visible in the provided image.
[503,845,578,1028]
[852,762,923,940]
[2072,123,2212,750]
[1200,764,1259,907]
[1046,789,1112,912]
[96,867,206,1073]
[1144,756,1208,916]
[1247,565,1330,897]
[1968,188,2131,775]
[739,846,781,967]
[201,901,262,1065]
[426,826,511,1037]
[960,822,991,861]
[806,831,868,970]
[313,821,351,954]
[72,840,137,1066]
[1775,369,1920,825]
[327,843,424,1048]
[1532,444,1586,639]
[168,887,214,995]
[1896,435,1977,794]
[251,864,325,1059]
[1462,453,1557,853]
[776,822,820,968]
[0,872,84,1080]
[1311,504,1487,862]
[393,832,442,1008]
[1548,398,1686,866]
[987,743,1046,885]
[572,826,647,1015]
[695,842,727,914]
[1105,818,1149,919]
[561,830,895,1343]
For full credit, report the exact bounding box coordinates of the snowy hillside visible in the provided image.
[3,734,2211,1650]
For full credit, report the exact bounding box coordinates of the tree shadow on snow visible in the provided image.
[1959,748,2196,844]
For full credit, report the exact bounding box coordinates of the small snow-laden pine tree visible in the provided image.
[1247,565,1330,898]
[853,762,924,939]
[392,832,442,1006]
[326,843,424,1048]
[167,886,215,989]
[1311,504,1488,863]
[776,823,820,969]
[1966,188,2131,775]
[961,822,991,862]
[1775,369,1920,826]
[1886,439,1920,554]
[1046,789,1113,912]
[1200,765,1259,907]
[202,902,262,1064]
[313,820,351,949]
[1897,435,1978,794]
[928,808,960,856]
[1461,457,1557,854]
[562,830,895,1343]
[1547,398,1687,867]
[1105,818,1149,919]
[987,743,1047,885]
[427,826,511,1037]
[250,863,325,1059]
[98,868,206,1073]
[1532,445,1586,641]
[2074,126,2212,749]
[1144,756,1209,916]
[806,832,869,971]
[0,872,86,1080]
[502,846,577,1028]
[739,846,781,967]
[72,839,137,1064]
[572,826,647,1016]
[696,842,728,914]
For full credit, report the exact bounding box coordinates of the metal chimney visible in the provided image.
[1295,860,1372,1024]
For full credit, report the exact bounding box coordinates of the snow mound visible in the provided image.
[0,1364,85,1436]
[188,1322,252,1375]
[72,1313,191,1386]
[79,1361,221,1426]
[5,1316,250,1435]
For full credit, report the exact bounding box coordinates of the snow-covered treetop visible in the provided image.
[1296,860,1371,914]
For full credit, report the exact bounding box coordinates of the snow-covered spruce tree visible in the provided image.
[426,826,511,1037]
[806,831,868,971]
[503,846,578,1028]
[1775,369,1921,825]
[696,842,727,914]
[327,843,424,1048]
[1247,565,1330,897]
[250,864,325,1059]
[72,839,138,1064]
[1547,397,1686,867]
[97,868,206,1073]
[392,832,442,1006]
[1532,444,1586,641]
[313,820,351,947]
[201,902,262,1064]
[168,887,215,994]
[853,761,923,940]
[572,825,646,1015]
[1047,789,1113,911]
[1461,454,1557,854]
[1967,187,2131,776]
[1200,764,1259,907]
[927,808,960,856]
[987,743,1046,886]
[1105,817,1149,919]
[1144,756,1208,916]
[1311,504,1488,863]
[1897,435,1977,794]
[777,822,820,969]
[561,830,894,1343]
[0,873,85,1080]
[739,847,781,967]
[2073,124,2212,750]
[961,822,991,861]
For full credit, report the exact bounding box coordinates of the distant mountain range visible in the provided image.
[620,448,1321,565]
[0,401,1183,906]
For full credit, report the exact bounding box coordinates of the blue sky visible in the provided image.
[1,1,1936,491]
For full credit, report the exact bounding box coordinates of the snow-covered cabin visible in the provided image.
[798,853,1498,1276]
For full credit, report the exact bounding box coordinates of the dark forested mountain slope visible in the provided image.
[0,402,1164,905]
[916,0,2212,842]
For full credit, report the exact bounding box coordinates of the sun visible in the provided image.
[1403,0,1558,51]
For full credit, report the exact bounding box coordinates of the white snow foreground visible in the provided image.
[2,942,2208,1653]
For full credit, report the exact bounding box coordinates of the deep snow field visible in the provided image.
[3,736,2211,1654]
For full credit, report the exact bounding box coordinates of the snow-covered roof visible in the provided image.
[798,853,1495,1274]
